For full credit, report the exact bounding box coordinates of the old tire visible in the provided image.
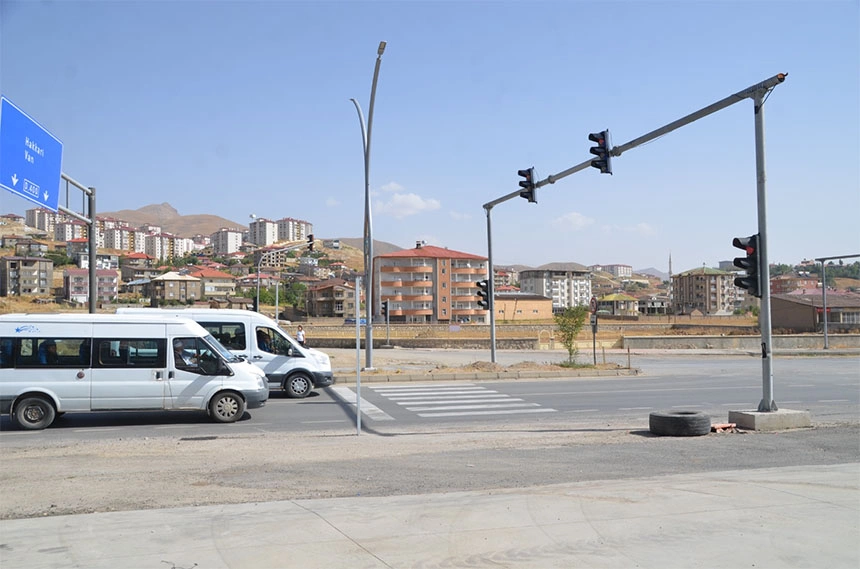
[14,396,56,430]
[649,410,711,437]
[285,373,312,398]
[209,391,246,423]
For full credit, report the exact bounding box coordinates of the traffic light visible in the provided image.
[732,234,762,298]
[476,279,490,310]
[588,130,613,174]
[381,299,389,318]
[307,234,314,252]
[517,168,536,203]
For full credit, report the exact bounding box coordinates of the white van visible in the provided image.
[0,313,269,430]
[117,308,334,398]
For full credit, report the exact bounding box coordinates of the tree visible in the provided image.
[553,306,589,364]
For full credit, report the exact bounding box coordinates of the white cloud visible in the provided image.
[552,212,595,231]
[380,181,404,193]
[325,197,340,207]
[449,210,472,221]
[376,192,441,219]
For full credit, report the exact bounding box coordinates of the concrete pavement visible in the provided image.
[1,463,857,568]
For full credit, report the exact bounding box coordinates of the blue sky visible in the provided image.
[1,0,858,274]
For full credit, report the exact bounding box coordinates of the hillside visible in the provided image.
[100,203,243,237]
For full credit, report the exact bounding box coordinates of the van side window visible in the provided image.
[200,322,246,351]
[95,339,166,368]
[173,337,222,375]
[12,338,91,368]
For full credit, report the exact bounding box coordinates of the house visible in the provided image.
[306,279,356,318]
[63,268,119,304]
[187,267,237,299]
[771,293,860,332]
[0,256,53,297]
[598,293,640,316]
[150,271,202,304]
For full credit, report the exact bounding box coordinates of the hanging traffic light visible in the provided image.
[588,130,613,174]
[733,234,761,298]
[307,234,314,252]
[517,168,537,203]
[381,299,389,318]
[476,279,490,310]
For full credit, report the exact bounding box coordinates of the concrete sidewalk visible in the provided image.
[2,463,857,569]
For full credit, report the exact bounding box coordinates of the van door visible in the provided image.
[252,325,300,385]
[90,338,167,410]
[166,336,225,409]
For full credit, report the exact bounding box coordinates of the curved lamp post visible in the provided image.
[350,40,386,370]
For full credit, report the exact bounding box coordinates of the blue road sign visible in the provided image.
[0,96,63,212]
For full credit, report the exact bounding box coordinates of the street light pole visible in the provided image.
[350,40,386,370]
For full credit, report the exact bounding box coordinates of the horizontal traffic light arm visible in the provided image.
[482,72,787,211]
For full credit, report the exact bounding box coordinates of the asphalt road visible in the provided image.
[1,353,856,443]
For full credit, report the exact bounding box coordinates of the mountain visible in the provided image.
[100,203,244,237]
[337,238,403,257]
[635,267,669,281]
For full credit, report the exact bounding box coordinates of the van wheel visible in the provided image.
[14,396,56,430]
[209,392,246,423]
[285,373,312,398]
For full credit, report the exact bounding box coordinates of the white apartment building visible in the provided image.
[210,228,244,256]
[249,218,278,246]
[276,217,313,242]
[26,207,66,233]
[54,220,87,242]
[590,264,633,278]
[144,233,193,261]
[103,226,147,253]
[519,262,593,312]
[672,267,743,315]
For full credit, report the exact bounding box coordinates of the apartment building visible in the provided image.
[210,228,244,256]
[276,217,313,242]
[518,263,593,313]
[149,271,202,304]
[0,256,53,297]
[672,267,742,315]
[63,268,119,304]
[186,267,237,299]
[248,218,278,246]
[306,279,356,318]
[374,243,488,324]
[590,264,633,278]
[104,225,147,253]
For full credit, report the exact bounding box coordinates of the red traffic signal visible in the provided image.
[732,234,761,298]
[588,130,613,175]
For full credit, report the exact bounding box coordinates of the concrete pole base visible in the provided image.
[728,408,812,431]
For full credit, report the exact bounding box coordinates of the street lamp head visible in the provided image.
[377,41,387,55]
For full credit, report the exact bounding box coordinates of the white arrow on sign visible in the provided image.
[11,173,18,186]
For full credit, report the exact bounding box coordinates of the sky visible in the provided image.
[1,0,858,274]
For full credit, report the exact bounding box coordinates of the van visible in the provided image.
[117,308,334,398]
[0,313,269,430]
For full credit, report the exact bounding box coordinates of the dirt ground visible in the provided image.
[0,421,636,520]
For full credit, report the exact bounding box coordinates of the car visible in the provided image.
[343,318,367,326]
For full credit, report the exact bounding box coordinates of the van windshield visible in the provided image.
[204,334,242,362]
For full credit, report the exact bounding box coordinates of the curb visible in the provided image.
[334,368,641,384]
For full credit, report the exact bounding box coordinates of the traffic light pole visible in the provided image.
[484,207,497,363]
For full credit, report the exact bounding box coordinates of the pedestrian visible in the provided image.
[296,325,306,347]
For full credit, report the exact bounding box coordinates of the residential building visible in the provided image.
[104,225,147,253]
[770,274,820,295]
[0,256,53,297]
[638,295,671,316]
[63,268,119,304]
[210,228,244,256]
[149,271,202,304]
[374,243,488,324]
[306,279,356,318]
[518,263,593,313]
[672,267,742,315]
[187,267,237,299]
[276,217,313,242]
[249,218,278,246]
[597,293,640,316]
[13,239,48,257]
[54,220,87,242]
[144,233,193,261]
[591,264,633,278]
[493,293,553,322]
[25,207,65,233]
[494,267,518,288]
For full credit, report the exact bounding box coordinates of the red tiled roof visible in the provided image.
[378,245,486,261]
[188,268,236,279]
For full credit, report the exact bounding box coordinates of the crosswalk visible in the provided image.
[369,383,557,418]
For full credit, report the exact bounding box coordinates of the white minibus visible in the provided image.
[118,308,334,398]
[0,313,269,430]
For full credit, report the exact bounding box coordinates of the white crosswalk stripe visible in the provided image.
[369,383,557,418]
